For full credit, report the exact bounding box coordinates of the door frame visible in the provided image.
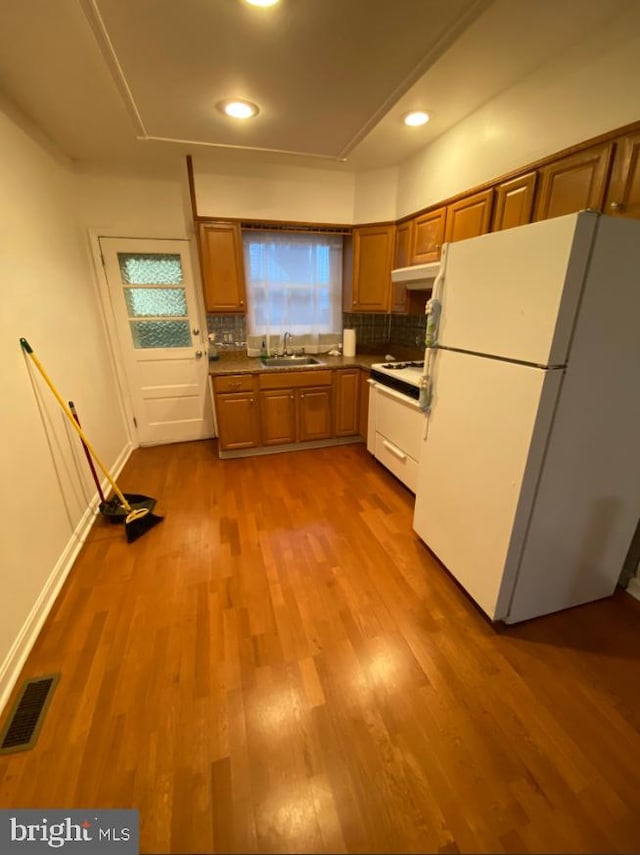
[86,227,213,447]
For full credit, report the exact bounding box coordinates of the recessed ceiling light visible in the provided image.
[404,111,430,127]
[217,99,260,120]
[244,0,279,6]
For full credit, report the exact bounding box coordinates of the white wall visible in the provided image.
[193,159,356,223]
[0,101,129,708]
[353,166,398,224]
[74,163,192,238]
[396,5,640,217]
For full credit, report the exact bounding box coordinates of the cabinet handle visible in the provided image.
[609,201,623,211]
[290,395,294,400]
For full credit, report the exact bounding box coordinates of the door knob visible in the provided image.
[195,350,204,359]
[609,201,622,211]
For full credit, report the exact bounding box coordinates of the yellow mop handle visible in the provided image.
[20,338,132,513]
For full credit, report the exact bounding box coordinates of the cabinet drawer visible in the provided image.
[374,433,419,493]
[259,370,333,389]
[213,374,255,394]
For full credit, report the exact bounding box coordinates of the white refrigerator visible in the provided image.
[412,211,640,624]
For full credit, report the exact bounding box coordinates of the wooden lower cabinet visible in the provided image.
[259,389,296,445]
[213,374,260,451]
[214,367,365,454]
[260,386,332,445]
[359,370,370,441]
[258,369,333,447]
[334,369,360,436]
[298,388,333,441]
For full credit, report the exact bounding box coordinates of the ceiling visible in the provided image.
[0,0,633,173]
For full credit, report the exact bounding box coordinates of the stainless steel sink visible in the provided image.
[260,355,320,367]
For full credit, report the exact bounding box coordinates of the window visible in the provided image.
[243,230,342,336]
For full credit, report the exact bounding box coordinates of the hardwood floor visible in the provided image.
[1,440,640,854]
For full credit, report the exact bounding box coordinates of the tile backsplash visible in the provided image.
[206,311,426,352]
[206,314,246,349]
[343,312,426,351]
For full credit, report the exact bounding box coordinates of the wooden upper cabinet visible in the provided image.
[394,220,413,268]
[533,143,614,222]
[198,222,246,312]
[391,220,412,314]
[346,224,395,312]
[410,208,446,263]
[492,172,536,232]
[605,131,640,219]
[444,189,493,244]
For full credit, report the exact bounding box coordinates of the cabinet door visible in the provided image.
[216,393,259,450]
[259,389,296,446]
[492,172,536,232]
[391,221,412,313]
[605,131,640,219]
[334,369,360,436]
[351,225,395,312]
[445,189,494,243]
[533,143,614,222]
[410,208,446,263]
[298,388,332,442]
[198,222,247,312]
[359,370,370,441]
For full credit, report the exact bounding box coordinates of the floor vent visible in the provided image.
[0,674,60,754]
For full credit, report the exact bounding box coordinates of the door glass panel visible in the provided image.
[130,320,191,349]
[124,287,187,317]
[117,251,191,350]
[118,253,183,285]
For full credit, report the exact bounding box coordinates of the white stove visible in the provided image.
[367,360,426,492]
[370,360,424,400]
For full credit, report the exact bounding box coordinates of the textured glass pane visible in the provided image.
[124,287,187,317]
[130,320,191,349]
[118,253,183,285]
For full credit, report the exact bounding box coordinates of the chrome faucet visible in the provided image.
[283,331,292,356]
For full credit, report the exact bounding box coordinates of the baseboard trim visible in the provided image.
[219,435,364,459]
[0,441,134,717]
[626,576,640,602]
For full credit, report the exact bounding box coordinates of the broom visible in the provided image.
[20,337,163,543]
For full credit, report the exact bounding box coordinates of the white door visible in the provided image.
[100,237,211,446]
[438,212,598,365]
[412,349,563,620]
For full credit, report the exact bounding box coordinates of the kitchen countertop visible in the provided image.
[208,348,423,377]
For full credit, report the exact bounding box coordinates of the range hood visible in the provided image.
[390,261,440,289]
